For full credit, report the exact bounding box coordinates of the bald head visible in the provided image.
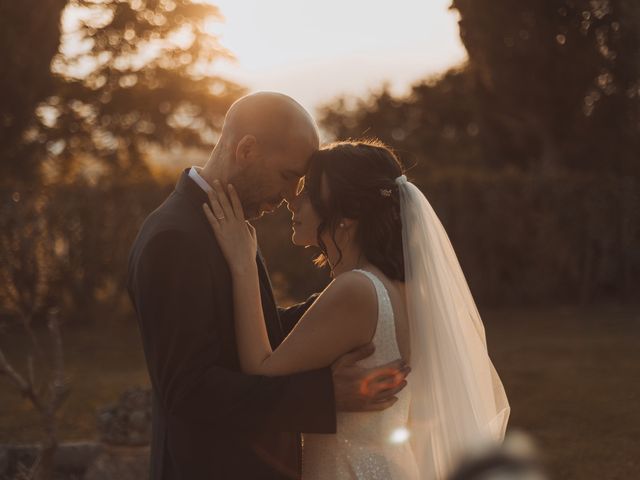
[203,92,320,219]
[220,92,319,151]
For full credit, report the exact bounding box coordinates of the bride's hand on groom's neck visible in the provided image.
[202,181,257,275]
[331,343,410,412]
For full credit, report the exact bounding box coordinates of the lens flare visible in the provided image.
[390,427,410,444]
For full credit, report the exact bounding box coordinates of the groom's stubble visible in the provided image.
[228,160,283,220]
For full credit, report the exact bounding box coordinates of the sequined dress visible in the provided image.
[302,269,419,479]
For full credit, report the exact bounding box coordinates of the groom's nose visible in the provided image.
[286,195,298,213]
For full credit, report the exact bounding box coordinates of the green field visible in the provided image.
[1,305,639,479]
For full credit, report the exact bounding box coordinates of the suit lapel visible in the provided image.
[175,169,285,349]
[256,250,284,349]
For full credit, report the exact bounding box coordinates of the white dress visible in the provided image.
[302,269,419,479]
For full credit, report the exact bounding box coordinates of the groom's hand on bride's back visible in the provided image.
[331,343,411,412]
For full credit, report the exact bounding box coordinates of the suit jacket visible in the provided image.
[127,169,336,480]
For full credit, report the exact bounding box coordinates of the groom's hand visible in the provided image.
[331,343,411,412]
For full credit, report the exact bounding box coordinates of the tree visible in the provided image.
[1,0,245,183]
[0,192,69,480]
[452,0,640,174]
[316,0,640,304]
[321,0,639,176]
[0,0,69,181]
[318,69,501,177]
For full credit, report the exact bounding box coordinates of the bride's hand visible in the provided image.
[202,181,257,274]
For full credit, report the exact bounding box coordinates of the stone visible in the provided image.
[97,387,151,446]
[83,387,152,480]
[83,445,150,480]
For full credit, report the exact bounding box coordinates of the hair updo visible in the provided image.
[305,139,405,281]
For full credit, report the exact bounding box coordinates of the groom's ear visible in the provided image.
[235,135,258,167]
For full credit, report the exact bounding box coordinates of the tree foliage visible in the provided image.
[1,0,245,182]
[317,0,640,303]
[0,0,69,180]
[453,0,640,174]
[321,0,640,176]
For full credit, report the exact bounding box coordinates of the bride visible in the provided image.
[202,139,510,479]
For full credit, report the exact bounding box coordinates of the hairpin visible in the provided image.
[379,188,392,197]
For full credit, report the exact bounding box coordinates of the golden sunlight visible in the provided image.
[203,0,466,112]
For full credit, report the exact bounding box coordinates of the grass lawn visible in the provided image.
[1,305,638,479]
[486,305,640,479]
[0,317,150,443]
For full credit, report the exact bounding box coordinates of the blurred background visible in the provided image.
[0,0,638,479]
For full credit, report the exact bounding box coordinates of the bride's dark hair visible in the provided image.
[305,139,405,281]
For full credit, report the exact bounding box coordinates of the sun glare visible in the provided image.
[59,0,465,112]
[203,0,466,112]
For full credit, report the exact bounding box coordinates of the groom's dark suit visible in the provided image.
[127,169,336,480]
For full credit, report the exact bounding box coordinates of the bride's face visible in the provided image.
[287,180,321,247]
[288,173,352,251]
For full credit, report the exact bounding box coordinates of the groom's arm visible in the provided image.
[278,293,320,337]
[128,229,336,433]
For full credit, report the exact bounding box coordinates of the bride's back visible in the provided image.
[371,266,411,364]
[302,267,419,479]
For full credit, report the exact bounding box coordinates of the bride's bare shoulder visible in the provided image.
[325,270,377,302]
[309,270,378,341]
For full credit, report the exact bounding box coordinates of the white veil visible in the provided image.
[396,175,510,479]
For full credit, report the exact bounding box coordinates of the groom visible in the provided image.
[127,92,410,480]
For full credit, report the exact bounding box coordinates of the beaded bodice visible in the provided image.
[302,270,418,479]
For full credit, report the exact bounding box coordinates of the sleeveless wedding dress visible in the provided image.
[303,175,510,479]
[302,269,419,479]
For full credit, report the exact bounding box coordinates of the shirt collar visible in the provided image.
[188,166,214,193]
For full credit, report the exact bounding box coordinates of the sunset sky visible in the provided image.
[207,0,467,113]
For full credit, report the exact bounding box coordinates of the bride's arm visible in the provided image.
[233,269,377,375]
[203,182,377,376]
[227,260,272,373]
[278,292,320,336]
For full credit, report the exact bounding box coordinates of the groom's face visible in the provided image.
[231,135,316,219]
